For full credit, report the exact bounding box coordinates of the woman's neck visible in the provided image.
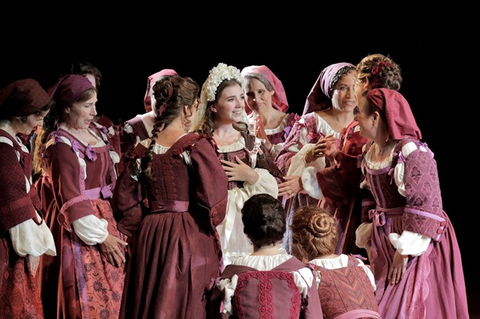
[59,122,88,134]
[0,122,17,139]
[317,108,354,133]
[255,108,285,129]
[212,123,240,146]
[251,243,281,256]
[156,117,187,147]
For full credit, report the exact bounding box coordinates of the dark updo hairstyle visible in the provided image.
[63,60,102,89]
[241,193,286,248]
[290,205,338,261]
[356,53,402,91]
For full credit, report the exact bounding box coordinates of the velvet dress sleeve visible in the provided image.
[0,141,37,231]
[111,144,149,237]
[43,139,96,231]
[189,137,228,230]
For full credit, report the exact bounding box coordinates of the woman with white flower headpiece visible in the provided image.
[192,62,284,266]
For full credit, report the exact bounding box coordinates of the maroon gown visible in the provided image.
[360,138,469,318]
[112,133,228,319]
[0,131,47,318]
[38,124,125,319]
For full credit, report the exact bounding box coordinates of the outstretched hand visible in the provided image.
[305,134,337,163]
[278,175,303,199]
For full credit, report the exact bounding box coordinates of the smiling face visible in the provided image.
[245,77,274,113]
[65,91,98,130]
[331,70,357,112]
[354,94,376,140]
[211,82,245,124]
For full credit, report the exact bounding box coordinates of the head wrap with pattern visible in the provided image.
[303,62,355,115]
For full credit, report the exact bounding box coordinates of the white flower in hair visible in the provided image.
[204,63,244,102]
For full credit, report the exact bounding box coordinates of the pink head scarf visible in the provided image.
[48,74,95,110]
[0,78,52,117]
[144,69,179,112]
[367,88,422,140]
[241,65,289,113]
[303,62,355,115]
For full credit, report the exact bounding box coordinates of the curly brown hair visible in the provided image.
[290,206,338,261]
[356,53,402,91]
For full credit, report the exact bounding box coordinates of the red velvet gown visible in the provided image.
[113,133,228,319]
[38,124,125,319]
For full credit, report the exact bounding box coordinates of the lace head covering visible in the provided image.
[193,63,246,130]
[144,69,179,112]
[303,62,355,115]
[0,78,52,117]
[367,88,421,140]
[241,65,289,113]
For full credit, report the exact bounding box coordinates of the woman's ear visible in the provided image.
[363,77,371,90]
[372,110,381,124]
[183,104,191,116]
[210,105,217,113]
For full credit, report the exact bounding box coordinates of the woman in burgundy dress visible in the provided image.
[0,78,56,318]
[112,75,228,319]
[354,88,469,318]
[34,74,127,319]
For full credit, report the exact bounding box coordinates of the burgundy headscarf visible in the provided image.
[367,88,422,140]
[144,69,179,112]
[241,65,289,113]
[48,74,95,110]
[303,62,355,115]
[0,78,52,117]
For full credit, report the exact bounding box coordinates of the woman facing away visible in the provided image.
[354,88,469,318]
[291,205,380,319]
[210,193,323,319]
[112,75,228,319]
[119,68,179,157]
[192,62,283,266]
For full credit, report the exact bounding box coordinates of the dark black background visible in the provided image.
[2,4,477,313]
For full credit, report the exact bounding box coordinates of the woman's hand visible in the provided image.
[27,255,40,276]
[305,134,337,163]
[254,115,272,151]
[99,234,128,267]
[278,175,303,199]
[388,250,408,285]
[221,156,259,185]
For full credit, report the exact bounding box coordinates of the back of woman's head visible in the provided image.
[141,76,199,179]
[241,193,286,248]
[290,206,338,260]
[152,75,199,130]
[356,53,402,91]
